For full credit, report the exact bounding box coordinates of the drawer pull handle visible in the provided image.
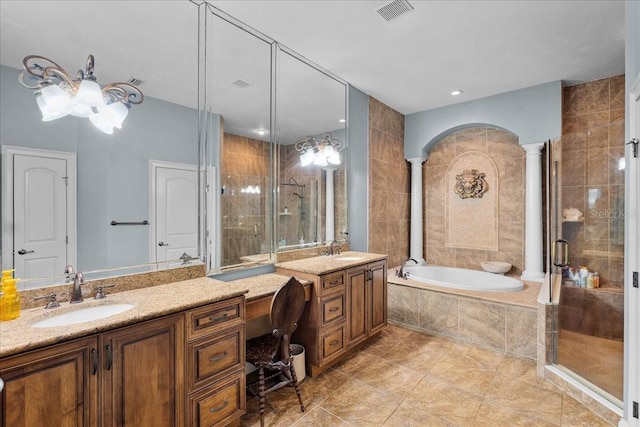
[208,351,228,362]
[329,307,340,312]
[329,339,340,346]
[208,313,229,323]
[209,400,229,413]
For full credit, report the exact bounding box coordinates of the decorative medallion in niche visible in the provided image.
[454,169,488,199]
[445,152,498,251]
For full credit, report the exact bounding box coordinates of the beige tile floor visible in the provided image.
[241,325,614,426]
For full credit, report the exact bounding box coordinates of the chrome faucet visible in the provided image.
[328,240,341,255]
[64,264,74,283]
[70,272,84,304]
[396,258,418,279]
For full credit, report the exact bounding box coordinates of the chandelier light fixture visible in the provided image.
[18,54,143,134]
[294,132,344,167]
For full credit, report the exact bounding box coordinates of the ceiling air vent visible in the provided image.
[127,77,143,86]
[376,0,414,22]
[232,79,252,88]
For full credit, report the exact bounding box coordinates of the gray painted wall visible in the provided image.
[404,81,562,158]
[347,85,369,251]
[0,64,199,271]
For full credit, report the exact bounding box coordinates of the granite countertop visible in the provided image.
[225,273,311,302]
[0,276,247,358]
[275,251,387,275]
[1,253,384,358]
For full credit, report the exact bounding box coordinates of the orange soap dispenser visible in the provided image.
[0,269,20,321]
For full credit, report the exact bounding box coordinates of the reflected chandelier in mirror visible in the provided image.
[18,54,143,134]
[295,132,344,167]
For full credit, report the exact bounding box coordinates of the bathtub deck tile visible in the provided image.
[506,305,537,358]
[458,299,506,351]
[419,290,459,337]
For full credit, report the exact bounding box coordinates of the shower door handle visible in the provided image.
[552,239,569,267]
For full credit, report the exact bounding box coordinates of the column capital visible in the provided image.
[322,166,337,173]
[407,156,427,166]
[522,141,545,155]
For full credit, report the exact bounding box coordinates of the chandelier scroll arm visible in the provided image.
[101,82,144,105]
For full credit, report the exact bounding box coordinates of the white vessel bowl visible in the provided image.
[480,261,512,275]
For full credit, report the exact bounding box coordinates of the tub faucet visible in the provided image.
[70,272,84,304]
[396,258,418,279]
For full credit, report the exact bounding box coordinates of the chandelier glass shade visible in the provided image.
[294,132,344,167]
[18,54,143,134]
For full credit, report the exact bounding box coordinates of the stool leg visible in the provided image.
[258,366,266,427]
[289,361,305,413]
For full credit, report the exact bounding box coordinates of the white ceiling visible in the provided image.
[211,0,625,115]
[0,0,625,130]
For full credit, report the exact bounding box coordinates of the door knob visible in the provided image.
[158,242,169,247]
[17,249,34,255]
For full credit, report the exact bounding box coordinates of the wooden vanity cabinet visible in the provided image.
[346,260,387,347]
[185,296,245,427]
[101,313,185,427]
[0,336,99,427]
[0,296,246,427]
[277,258,387,377]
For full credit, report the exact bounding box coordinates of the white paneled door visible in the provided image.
[151,162,198,263]
[2,147,77,280]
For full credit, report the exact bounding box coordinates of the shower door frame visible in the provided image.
[625,73,640,427]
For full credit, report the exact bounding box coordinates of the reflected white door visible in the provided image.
[153,164,198,262]
[13,155,68,279]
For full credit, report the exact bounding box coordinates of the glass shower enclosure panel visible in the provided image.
[552,128,625,404]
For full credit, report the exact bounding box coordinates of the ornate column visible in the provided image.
[408,157,426,264]
[522,142,545,282]
[323,167,337,242]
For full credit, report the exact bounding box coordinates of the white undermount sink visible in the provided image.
[32,304,135,328]
[334,256,364,261]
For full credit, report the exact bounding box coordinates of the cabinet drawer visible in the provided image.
[188,325,244,392]
[189,373,244,427]
[321,271,345,294]
[321,293,344,325]
[321,326,344,359]
[187,296,244,340]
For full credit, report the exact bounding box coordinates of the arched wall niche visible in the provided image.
[423,126,525,276]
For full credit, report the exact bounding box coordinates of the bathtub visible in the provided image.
[403,265,524,292]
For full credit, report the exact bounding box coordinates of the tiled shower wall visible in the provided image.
[423,128,525,276]
[561,75,625,289]
[221,133,271,266]
[367,97,410,268]
[557,75,625,342]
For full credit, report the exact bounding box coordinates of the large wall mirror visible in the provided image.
[0,2,200,286]
[202,5,348,273]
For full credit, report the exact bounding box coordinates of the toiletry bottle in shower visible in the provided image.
[587,272,594,288]
[593,272,600,288]
[579,266,588,287]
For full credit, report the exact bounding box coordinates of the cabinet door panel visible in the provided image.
[346,266,367,345]
[0,336,98,427]
[102,314,185,427]
[370,261,387,334]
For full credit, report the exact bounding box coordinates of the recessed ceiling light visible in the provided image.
[256,129,268,136]
[339,119,346,123]
[451,90,463,96]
